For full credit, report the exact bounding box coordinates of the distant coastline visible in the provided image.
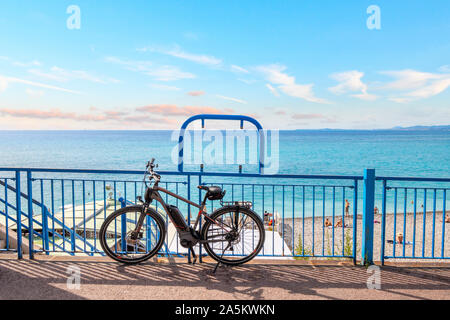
[295,125,450,132]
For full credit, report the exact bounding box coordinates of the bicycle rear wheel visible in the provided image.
[99,206,166,264]
[201,206,265,265]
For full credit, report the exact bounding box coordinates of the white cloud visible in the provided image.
[13,60,42,67]
[143,45,222,67]
[28,66,119,84]
[106,56,195,81]
[329,70,376,101]
[266,83,280,97]
[148,83,181,91]
[231,65,249,74]
[379,70,440,91]
[146,65,196,81]
[438,65,450,73]
[0,75,81,94]
[25,88,44,97]
[256,64,328,103]
[216,95,247,104]
[380,69,450,102]
[237,78,256,84]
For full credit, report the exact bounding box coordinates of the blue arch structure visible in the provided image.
[177,114,265,174]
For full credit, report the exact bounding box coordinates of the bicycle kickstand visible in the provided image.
[189,247,197,265]
[212,243,231,274]
[212,260,221,274]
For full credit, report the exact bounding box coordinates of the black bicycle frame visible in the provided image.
[143,184,232,241]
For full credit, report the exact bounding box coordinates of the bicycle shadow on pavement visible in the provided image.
[0,257,449,300]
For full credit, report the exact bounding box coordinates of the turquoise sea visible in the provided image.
[0,130,449,217]
[1,130,449,176]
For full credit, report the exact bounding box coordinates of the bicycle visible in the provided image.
[99,158,265,271]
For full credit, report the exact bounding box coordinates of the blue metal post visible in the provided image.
[119,198,127,252]
[15,171,23,259]
[361,169,375,265]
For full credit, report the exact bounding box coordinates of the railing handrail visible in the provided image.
[0,167,364,180]
[376,176,450,182]
[3,167,450,182]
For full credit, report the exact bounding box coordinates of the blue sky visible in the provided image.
[0,0,449,129]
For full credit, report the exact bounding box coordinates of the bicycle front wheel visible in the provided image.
[99,206,166,264]
[201,206,265,265]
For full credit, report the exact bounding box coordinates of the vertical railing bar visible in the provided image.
[272,185,275,256]
[252,184,255,252]
[82,180,86,253]
[342,187,345,257]
[40,179,49,254]
[26,170,34,259]
[352,180,358,264]
[393,188,398,257]
[431,188,437,258]
[176,182,179,255]
[412,188,417,258]
[402,188,407,257]
[380,180,387,265]
[282,185,285,256]
[5,178,9,251]
[441,189,446,258]
[71,180,76,253]
[122,181,128,254]
[187,175,191,263]
[51,179,55,252]
[312,186,315,256]
[262,185,264,256]
[422,189,427,258]
[103,181,106,220]
[15,171,23,259]
[241,184,245,256]
[198,176,202,261]
[322,186,325,257]
[332,186,335,257]
[61,179,65,251]
[302,186,305,256]
[93,180,97,252]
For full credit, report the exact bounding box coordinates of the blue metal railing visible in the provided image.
[0,167,448,265]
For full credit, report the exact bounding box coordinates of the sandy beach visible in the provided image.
[280,211,449,262]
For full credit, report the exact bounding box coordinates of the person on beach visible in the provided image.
[446,215,450,223]
[397,233,403,244]
[335,219,343,228]
[374,206,379,215]
[325,218,332,227]
[345,200,350,217]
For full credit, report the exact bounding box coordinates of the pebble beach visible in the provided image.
[280,211,449,262]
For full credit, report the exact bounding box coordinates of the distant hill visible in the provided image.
[293,125,450,132]
[391,125,450,131]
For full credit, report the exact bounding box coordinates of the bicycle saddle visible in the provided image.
[198,185,226,200]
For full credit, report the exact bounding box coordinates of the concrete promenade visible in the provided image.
[0,254,448,300]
